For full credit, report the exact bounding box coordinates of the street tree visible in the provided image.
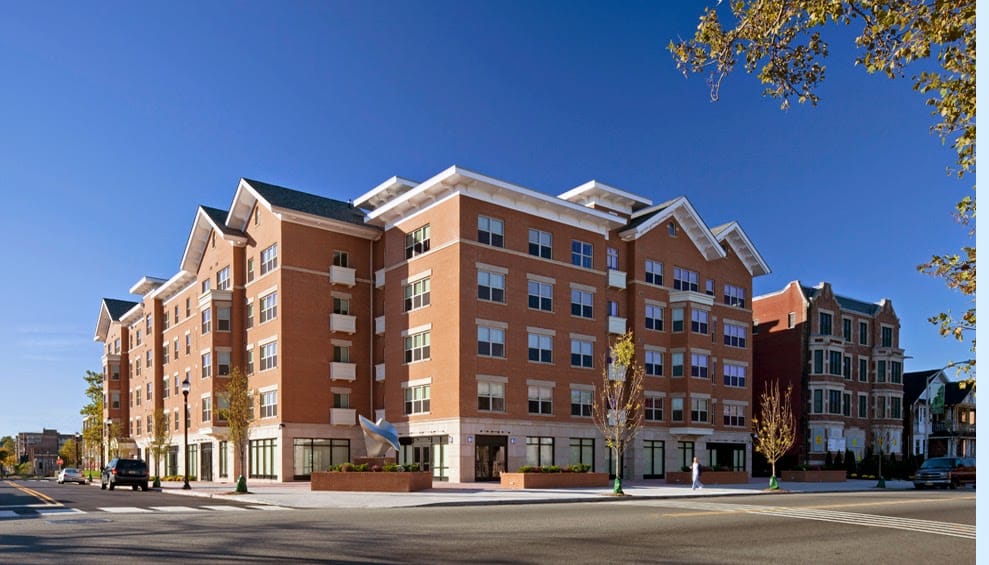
[221,367,253,493]
[752,380,796,490]
[79,370,104,472]
[670,1,975,370]
[58,438,78,467]
[592,331,646,495]
[149,408,172,486]
[0,436,15,476]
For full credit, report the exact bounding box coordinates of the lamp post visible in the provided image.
[104,418,112,463]
[182,376,191,490]
[74,433,81,469]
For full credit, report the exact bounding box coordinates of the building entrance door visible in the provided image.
[200,443,213,481]
[474,435,507,481]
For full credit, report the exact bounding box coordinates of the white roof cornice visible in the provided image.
[180,206,247,275]
[558,180,652,216]
[712,221,771,277]
[619,197,725,261]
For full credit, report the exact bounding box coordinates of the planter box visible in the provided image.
[665,470,749,485]
[500,472,610,489]
[311,471,432,492]
[781,469,847,482]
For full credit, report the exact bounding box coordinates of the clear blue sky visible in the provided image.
[0,2,972,438]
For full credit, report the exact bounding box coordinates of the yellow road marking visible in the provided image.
[4,480,62,506]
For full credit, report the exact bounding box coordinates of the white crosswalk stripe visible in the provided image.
[98,506,154,513]
[247,504,290,511]
[1,503,288,520]
[149,505,206,513]
[201,505,249,511]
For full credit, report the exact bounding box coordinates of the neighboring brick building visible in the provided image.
[752,281,906,468]
[15,429,74,476]
[94,166,769,483]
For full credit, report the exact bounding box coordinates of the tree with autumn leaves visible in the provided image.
[752,380,796,490]
[593,331,646,495]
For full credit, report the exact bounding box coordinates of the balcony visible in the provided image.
[375,363,385,382]
[375,315,385,335]
[607,269,626,289]
[330,313,357,334]
[329,265,356,287]
[932,422,976,436]
[330,408,356,426]
[375,269,385,288]
[608,316,627,335]
[330,362,356,381]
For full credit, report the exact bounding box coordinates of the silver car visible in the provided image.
[57,467,87,485]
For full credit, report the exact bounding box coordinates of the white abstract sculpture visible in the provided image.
[358,415,400,457]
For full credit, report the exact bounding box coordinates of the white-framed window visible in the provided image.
[260,292,277,323]
[672,307,684,332]
[829,351,843,376]
[404,384,430,414]
[645,350,663,376]
[528,280,553,311]
[246,300,254,329]
[607,247,618,270]
[146,314,152,333]
[859,357,869,382]
[477,326,506,358]
[332,250,350,267]
[146,382,152,402]
[668,221,677,236]
[217,266,231,291]
[247,258,255,282]
[528,385,553,415]
[201,307,211,334]
[876,359,888,383]
[404,331,430,363]
[260,390,278,418]
[858,393,868,418]
[528,228,552,259]
[404,278,431,311]
[644,396,663,421]
[673,267,699,292]
[333,344,351,363]
[260,341,278,371]
[478,271,506,303]
[819,311,833,335]
[405,225,431,259]
[723,363,746,387]
[570,389,593,417]
[690,353,709,379]
[245,347,254,375]
[843,356,852,379]
[571,289,593,318]
[570,339,593,368]
[672,352,684,377]
[528,333,553,363]
[691,397,710,423]
[202,395,212,422]
[217,307,231,332]
[146,350,152,368]
[842,318,853,342]
[333,296,350,315]
[645,304,664,331]
[891,361,902,384]
[723,404,745,427]
[217,350,230,376]
[671,397,684,422]
[859,321,869,345]
[828,390,842,415]
[705,279,715,296]
[202,352,212,379]
[891,396,902,419]
[571,240,593,268]
[261,243,278,275]
[723,322,746,347]
[477,381,505,412]
[645,260,663,286]
[881,325,894,347]
[690,309,709,334]
[333,390,351,409]
[478,215,504,247]
[185,333,191,355]
[724,284,746,308]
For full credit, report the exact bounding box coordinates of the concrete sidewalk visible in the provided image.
[157,477,916,509]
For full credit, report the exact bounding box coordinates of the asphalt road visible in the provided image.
[0,483,976,564]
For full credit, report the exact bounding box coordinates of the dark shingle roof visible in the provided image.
[802,285,880,316]
[201,206,244,236]
[903,370,941,405]
[103,298,138,320]
[244,178,366,226]
[945,381,974,405]
[622,198,679,231]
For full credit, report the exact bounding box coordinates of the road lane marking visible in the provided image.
[149,506,206,512]
[3,480,61,506]
[201,505,248,511]
[98,506,153,513]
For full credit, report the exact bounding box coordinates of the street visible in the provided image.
[0,480,975,564]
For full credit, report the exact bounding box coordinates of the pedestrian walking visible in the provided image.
[691,456,703,490]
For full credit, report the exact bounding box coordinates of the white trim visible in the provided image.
[569,282,597,293]
[401,269,432,285]
[401,323,432,337]
[402,377,432,389]
[476,319,508,330]
[330,339,352,347]
[476,262,509,275]
[526,273,556,285]
[476,374,509,384]
[569,332,597,342]
[258,384,278,393]
[644,344,667,353]
[526,379,556,388]
[526,327,556,336]
[330,387,352,394]
[570,383,594,392]
[258,335,278,347]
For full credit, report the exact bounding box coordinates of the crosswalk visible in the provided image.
[0,504,290,520]
[640,500,976,540]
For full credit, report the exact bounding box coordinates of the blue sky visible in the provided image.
[0,2,972,438]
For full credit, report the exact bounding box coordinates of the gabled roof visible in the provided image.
[619,197,726,262]
[711,221,771,277]
[801,284,882,316]
[179,205,248,274]
[903,369,942,405]
[945,381,975,405]
[558,180,652,216]
[94,298,139,342]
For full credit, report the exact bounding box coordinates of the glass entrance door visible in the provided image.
[474,435,507,481]
[200,443,213,481]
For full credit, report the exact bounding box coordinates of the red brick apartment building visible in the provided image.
[94,166,769,483]
[752,281,906,468]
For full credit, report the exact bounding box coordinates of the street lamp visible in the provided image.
[104,418,112,464]
[182,376,191,490]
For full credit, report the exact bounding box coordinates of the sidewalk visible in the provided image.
[158,477,916,509]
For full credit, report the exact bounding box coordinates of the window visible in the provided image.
[478,271,505,303]
[260,341,278,371]
[135,388,141,406]
[705,279,715,296]
[724,323,746,348]
[570,438,595,470]
[528,229,552,259]
[333,296,350,315]
[526,437,554,466]
[644,396,663,421]
[163,311,170,330]
[146,382,153,402]
[723,405,745,427]
[405,225,431,259]
[217,266,231,291]
[173,338,179,360]
[333,391,350,409]
[813,350,824,374]
[672,307,684,332]
[202,352,212,379]
[787,312,796,328]
[672,352,684,377]
[528,333,553,363]
[891,361,902,384]
[246,348,254,375]
[829,351,843,376]
[859,321,869,345]
[690,353,709,379]
[842,318,852,342]
[691,397,709,423]
[260,390,278,418]
[875,396,887,418]
[876,360,887,383]
[528,386,553,415]
[819,312,833,336]
[690,310,709,334]
[881,326,893,347]
[174,409,180,431]
[185,333,191,355]
[843,393,852,417]
[217,307,231,332]
[477,326,505,358]
[671,398,684,422]
[478,216,504,247]
[260,292,277,323]
[571,240,592,268]
[477,381,505,412]
[528,280,553,311]
[201,308,212,334]
[202,395,212,422]
[404,331,430,363]
[333,344,350,363]
[146,314,152,333]
[813,390,824,413]
[828,390,842,415]
[136,329,142,346]
[111,391,120,409]
[859,358,868,382]
[858,394,868,418]
[261,244,278,274]
[723,364,746,388]
[571,389,593,417]
[218,350,230,376]
[162,378,169,399]
[246,301,254,329]
[405,384,430,414]
[724,284,746,308]
[891,397,902,419]
[332,250,350,267]
[571,289,593,318]
[668,221,677,236]
[136,418,141,436]
[645,350,663,376]
[645,304,664,331]
[645,260,663,286]
[673,267,699,292]
[185,298,191,317]
[404,278,431,311]
[249,438,276,480]
[247,258,255,282]
[606,247,618,270]
[570,339,593,368]
[144,349,152,368]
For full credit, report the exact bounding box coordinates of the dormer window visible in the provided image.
[668,222,677,236]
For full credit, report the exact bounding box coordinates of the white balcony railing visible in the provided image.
[375,363,385,382]
[329,362,356,381]
[374,269,385,288]
[330,408,356,426]
[608,316,627,335]
[330,313,357,334]
[329,265,356,287]
[607,269,627,289]
[375,315,385,335]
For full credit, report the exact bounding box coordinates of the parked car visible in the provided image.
[913,456,976,489]
[101,458,149,491]
[57,467,87,485]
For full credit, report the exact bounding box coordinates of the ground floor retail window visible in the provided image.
[569,438,594,470]
[643,440,665,478]
[707,442,745,471]
[219,441,228,478]
[399,436,449,481]
[526,436,554,466]
[167,446,178,476]
[250,438,277,479]
[677,441,695,471]
[186,445,199,479]
[293,438,350,479]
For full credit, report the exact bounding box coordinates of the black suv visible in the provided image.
[101,458,150,491]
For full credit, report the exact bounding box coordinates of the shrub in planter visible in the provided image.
[567,464,591,473]
[404,463,420,472]
[339,462,355,472]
